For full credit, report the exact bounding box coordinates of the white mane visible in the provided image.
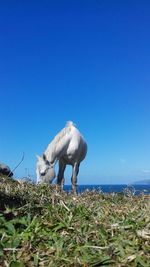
[44,121,76,162]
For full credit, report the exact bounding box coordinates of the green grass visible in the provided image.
[0,176,150,266]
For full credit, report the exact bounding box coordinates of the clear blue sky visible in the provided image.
[0,1,150,184]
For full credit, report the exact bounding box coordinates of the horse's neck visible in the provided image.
[44,125,73,163]
[44,141,57,164]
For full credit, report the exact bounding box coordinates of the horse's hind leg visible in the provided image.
[57,160,66,192]
[71,162,80,195]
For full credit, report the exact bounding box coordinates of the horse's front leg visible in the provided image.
[57,160,66,192]
[71,162,80,195]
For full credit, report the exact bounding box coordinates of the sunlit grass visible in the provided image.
[0,175,150,266]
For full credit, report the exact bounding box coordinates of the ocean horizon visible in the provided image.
[64,184,150,194]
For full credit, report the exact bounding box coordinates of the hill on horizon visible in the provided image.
[133,179,150,185]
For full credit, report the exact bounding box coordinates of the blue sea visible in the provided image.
[64,184,150,195]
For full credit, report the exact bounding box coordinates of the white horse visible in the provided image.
[36,121,87,194]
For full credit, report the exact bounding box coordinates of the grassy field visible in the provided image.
[0,176,150,267]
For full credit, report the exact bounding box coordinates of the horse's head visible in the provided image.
[36,154,55,184]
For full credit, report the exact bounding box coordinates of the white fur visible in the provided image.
[36,121,87,194]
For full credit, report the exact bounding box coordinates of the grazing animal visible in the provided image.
[36,121,87,194]
[0,163,13,177]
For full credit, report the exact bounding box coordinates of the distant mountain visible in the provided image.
[133,179,150,185]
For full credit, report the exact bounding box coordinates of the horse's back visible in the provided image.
[46,122,87,164]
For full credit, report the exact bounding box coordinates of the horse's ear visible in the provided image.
[42,153,47,161]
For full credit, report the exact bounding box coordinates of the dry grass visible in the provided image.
[0,175,150,266]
